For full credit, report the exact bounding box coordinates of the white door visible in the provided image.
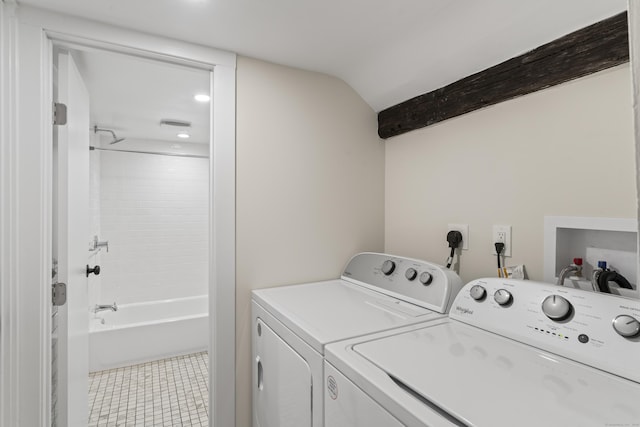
[54,49,90,427]
[254,318,313,427]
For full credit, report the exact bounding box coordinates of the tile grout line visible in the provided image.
[88,351,208,426]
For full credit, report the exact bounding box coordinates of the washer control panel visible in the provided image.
[450,278,640,383]
[341,252,463,314]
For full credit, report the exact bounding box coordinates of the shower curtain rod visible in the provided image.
[89,146,208,159]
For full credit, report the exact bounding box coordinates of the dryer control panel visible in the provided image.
[341,252,463,314]
[450,278,640,383]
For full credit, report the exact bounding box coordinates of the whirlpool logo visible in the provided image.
[455,306,473,315]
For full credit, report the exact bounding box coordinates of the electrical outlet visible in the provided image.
[492,225,511,257]
[447,224,469,250]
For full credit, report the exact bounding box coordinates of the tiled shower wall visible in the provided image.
[88,148,102,308]
[91,147,209,305]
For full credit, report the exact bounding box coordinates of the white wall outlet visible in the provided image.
[447,224,469,250]
[492,225,512,257]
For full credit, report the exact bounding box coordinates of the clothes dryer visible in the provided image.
[325,278,640,427]
[251,252,463,427]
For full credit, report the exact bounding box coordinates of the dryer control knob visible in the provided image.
[381,260,396,275]
[612,315,640,338]
[542,295,572,321]
[494,289,512,306]
[405,268,417,281]
[419,271,433,285]
[470,284,486,301]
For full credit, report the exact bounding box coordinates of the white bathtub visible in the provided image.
[89,295,208,372]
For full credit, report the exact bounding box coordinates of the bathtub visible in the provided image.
[89,295,208,372]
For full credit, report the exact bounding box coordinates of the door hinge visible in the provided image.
[52,282,67,306]
[53,102,67,126]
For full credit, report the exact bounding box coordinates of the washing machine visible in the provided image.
[251,252,463,427]
[325,277,640,427]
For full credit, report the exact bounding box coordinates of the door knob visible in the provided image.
[86,265,101,277]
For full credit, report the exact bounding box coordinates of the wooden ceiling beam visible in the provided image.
[378,12,629,139]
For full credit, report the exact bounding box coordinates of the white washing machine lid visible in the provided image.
[252,280,441,354]
[348,320,640,427]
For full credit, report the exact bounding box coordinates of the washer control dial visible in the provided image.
[405,268,417,281]
[381,260,396,275]
[470,284,486,301]
[612,315,640,338]
[493,289,512,306]
[419,271,433,285]
[542,295,572,321]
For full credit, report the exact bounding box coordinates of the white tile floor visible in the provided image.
[88,352,209,427]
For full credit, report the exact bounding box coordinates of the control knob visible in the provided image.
[405,268,417,281]
[542,295,572,321]
[493,289,512,306]
[612,315,640,338]
[381,260,396,275]
[470,284,486,301]
[419,271,433,286]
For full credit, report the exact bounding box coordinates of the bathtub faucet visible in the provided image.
[94,303,118,313]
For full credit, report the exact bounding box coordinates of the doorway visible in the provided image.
[1,7,236,426]
[52,44,213,426]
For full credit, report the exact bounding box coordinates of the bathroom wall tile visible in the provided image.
[97,150,209,304]
[89,149,103,308]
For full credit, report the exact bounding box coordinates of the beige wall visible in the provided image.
[630,4,640,281]
[236,56,385,426]
[385,64,636,285]
[234,58,637,425]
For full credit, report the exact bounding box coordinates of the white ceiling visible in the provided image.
[71,48,210,145]
[25,0,628,112]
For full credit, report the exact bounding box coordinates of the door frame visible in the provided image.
[0,4,236,426]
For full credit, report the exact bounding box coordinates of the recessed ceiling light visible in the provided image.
[194,94,210,103]
[177,132,190,139]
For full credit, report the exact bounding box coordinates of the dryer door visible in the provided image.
[254,318,312,427]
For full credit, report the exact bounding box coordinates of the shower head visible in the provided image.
[93,125,126,145]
